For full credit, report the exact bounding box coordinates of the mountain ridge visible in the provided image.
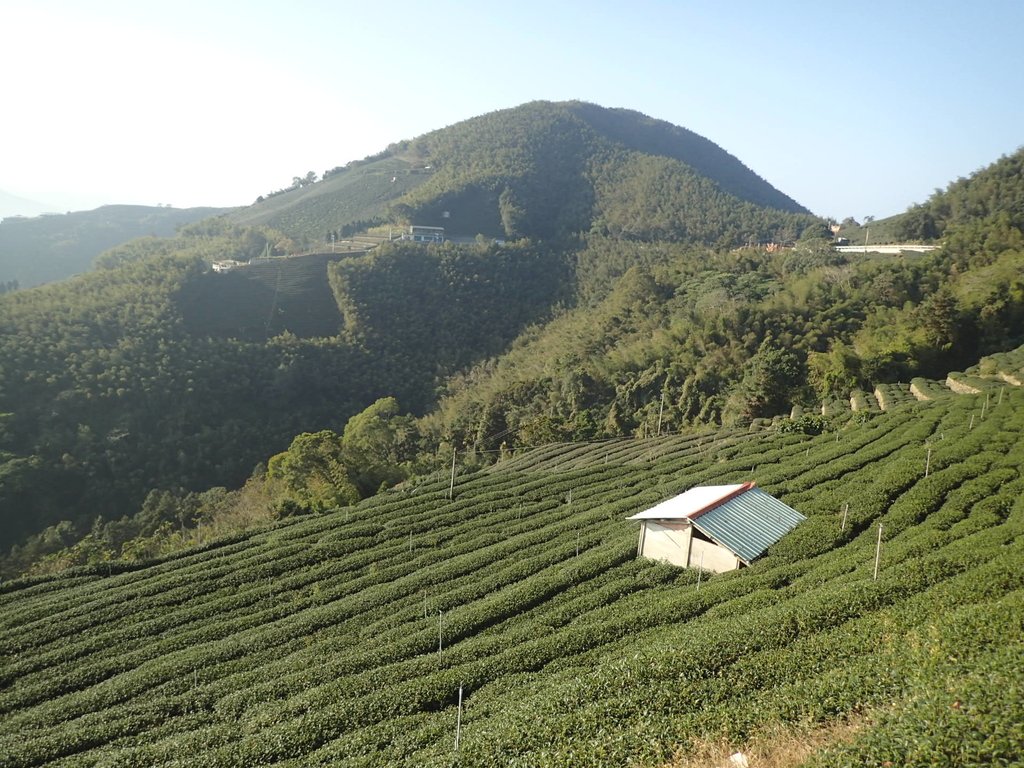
[227,100,818,244]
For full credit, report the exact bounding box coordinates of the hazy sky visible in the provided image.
[3,0,1022,219]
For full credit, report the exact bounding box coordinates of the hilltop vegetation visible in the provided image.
[0,205,227,287]
[1,388,1022,766]
[895,146,1024,245]
[227,154,429,246]
[229,101,817,245]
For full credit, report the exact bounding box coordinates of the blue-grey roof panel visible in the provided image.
[691,488,805,563]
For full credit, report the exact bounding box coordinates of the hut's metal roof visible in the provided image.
[690,487,804,564]
[628,483,805,564]
[626,483,749,520]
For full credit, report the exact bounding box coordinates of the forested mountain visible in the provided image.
[0,205,228,287]
[226,101,818,246]
[2,105,1023,584]
[2,103,1024,764]
[895,146,1024,244]
[426,232,1023,453]
[0,232,571,564]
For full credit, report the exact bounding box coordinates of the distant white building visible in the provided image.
[211,260,246,273]
[402,225,445,243]
[627,482,804,573]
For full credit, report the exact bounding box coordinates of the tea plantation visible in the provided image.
[2,389,1023,766]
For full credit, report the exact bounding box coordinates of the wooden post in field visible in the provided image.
[840,502,849,532]
[873,524,883,581]
[576,530,580,558]
[657,392,665,436]
[969,414,975,430]
[998,386,1005,405]
[982,393,989,420]
[925,447,931,478]
[449,449,456,500]
[454,683,464,750]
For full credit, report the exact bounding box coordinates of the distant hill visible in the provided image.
[894,146,1024,245]
[227,101,818,246]
[0,204,230,287]
[0,189,54,220]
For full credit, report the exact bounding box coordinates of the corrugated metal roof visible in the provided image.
[627,483,749,520]
[690,488,805,564]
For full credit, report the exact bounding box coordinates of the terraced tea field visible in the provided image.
[2,390,1023,766]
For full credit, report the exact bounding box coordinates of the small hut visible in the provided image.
[627,482,804,573]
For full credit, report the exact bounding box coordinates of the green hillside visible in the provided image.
[225,101,819,245]
[0,205,228,287]
[894,147,1024,243]
[226,155,429,244]
[4,128,1024,575]
[2,388,1022,766]
[179,253,362,341]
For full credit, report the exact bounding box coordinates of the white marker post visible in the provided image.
[840,502,849,533]
[448,449,456,500]
[873,524,883,581]
[454,683,464,750]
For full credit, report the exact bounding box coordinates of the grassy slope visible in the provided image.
[1,389,1022,767]
[226,156,429,241]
